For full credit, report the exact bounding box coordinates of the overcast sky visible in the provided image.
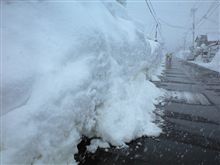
[126,0,220,52]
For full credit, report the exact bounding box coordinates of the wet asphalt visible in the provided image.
[76,58,220,165]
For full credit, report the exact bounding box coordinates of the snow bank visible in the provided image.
[1,0,163,164]
[146,40,164,81]
[193,50,220,73]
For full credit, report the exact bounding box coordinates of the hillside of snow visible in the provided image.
[1,0,163,164]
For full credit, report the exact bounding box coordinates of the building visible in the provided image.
[195,35,208,47]
[193,34,220,62]
[207,40,220,62]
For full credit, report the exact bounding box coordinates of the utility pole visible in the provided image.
[155,24,158,42]
[191,8,197,49]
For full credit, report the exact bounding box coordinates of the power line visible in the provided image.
[144,0,165,42]
[144,0,162,41]
[196,1,219,27]
[183,1,220,50]
[197,3,220,29]
[148,0,158,20]
[144,0,159,25]
[208,3,220,16]
[182,1,219,49]
[158,17,189,29]
[149,0,165,42]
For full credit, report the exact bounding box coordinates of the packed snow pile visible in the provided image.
[193,49,220,73]
[1,0,163,164]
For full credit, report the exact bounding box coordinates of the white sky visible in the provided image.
[126,0,220,51]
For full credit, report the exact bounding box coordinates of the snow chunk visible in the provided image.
[87,139,110,153]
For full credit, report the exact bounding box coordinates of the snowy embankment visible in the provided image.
[1,1,163,164]
[193,50,220,73]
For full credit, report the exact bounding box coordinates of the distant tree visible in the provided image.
[116,0,127,7]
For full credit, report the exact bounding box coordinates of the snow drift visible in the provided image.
[1,0,163,164]
[193,49,220,73]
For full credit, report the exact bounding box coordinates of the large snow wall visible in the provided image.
[1,0,163,164]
